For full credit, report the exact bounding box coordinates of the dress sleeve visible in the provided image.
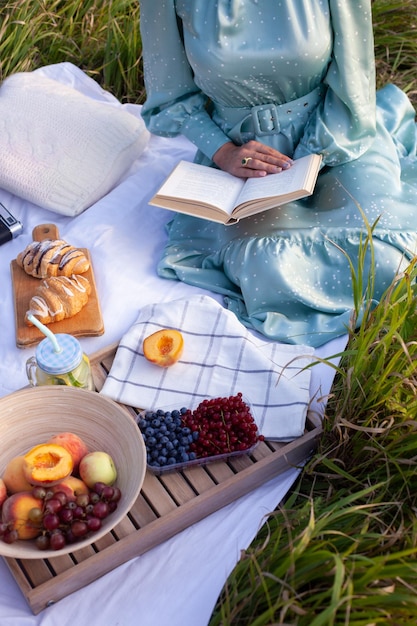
[139,0,230,160]
[293,0,377,166]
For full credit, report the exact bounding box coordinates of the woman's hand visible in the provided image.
[212,140,293,177]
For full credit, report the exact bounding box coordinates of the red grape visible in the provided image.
[71,520,88,537]
[92,501,109,519]
[87,517,102,532]
[59,508,74,524]
[43,513,60,531]
[44,498,63,514]
[2,529,18,544]
[35,534,50,550]
[50,531,66,551]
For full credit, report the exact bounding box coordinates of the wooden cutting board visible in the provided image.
[11,224,104,348]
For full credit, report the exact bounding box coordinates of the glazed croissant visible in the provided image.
[17,239,90,278]
[25,274,91,325]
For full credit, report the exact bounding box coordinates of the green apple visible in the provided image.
[78,451,117,488]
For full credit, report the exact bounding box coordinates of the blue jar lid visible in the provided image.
[35,334,83,375]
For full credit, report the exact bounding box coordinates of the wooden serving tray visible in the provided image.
[3,343,322,615]
[11,223,104,348]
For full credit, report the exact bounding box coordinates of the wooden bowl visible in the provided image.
[0,386,146,559]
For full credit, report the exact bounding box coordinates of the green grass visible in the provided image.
[210,247,417,624]
[1,0,417,622]
[0,0,144,102]
[0,0,416,107]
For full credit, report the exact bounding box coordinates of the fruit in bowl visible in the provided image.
[3,456,33,494]
[22,443,74,487]
[47,432,89,473]
[79,451,117,488]
[0,386,146,559]
[1,433,121,551]
[0,478,8,507]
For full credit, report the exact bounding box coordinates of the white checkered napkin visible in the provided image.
[100,295,314,441]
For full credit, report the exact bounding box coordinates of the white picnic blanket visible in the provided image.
[0,62,347,626]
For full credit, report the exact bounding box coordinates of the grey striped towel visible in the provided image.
[100,295,314,441]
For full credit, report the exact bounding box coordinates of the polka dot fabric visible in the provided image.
[140,0,417,347]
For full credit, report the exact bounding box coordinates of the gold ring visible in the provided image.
[241,157,252,167]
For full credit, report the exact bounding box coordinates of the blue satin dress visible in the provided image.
[140,0,417,347]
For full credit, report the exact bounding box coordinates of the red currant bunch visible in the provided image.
[183,392,261,457]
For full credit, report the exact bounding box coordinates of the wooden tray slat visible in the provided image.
[3,343,321,614]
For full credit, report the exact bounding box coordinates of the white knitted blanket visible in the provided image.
[0,66,149,215]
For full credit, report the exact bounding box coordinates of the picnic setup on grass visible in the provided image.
[0,63,349,625]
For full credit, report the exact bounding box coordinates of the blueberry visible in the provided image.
[145,426,155,437]
[158,456,167,465]
[151,418,161,428]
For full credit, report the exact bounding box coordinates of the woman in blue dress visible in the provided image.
[139,0,417,347]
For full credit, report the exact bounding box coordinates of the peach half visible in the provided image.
[2,455,33,494]
[1,492,43,540]
[47,432,89,473]
[23,443,73,487]
[143,328,184,367]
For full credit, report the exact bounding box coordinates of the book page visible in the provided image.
[234,155,311,210]
[156,161,245,216]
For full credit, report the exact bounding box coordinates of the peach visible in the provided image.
[23,443,73,487]
[51,476,89,501]
[0,478,7,507]
[47,432,89,473]
[2,455,33,494]
[143,328,184,367]
[1,492,43,540]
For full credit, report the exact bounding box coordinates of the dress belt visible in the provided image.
[213,86,323,137]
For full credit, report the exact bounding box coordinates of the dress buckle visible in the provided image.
[251,103,281,136]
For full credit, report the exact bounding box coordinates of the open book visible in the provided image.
[149,153,322,225]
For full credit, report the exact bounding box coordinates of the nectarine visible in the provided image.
[47,432,89,473]
[2,455,33,494]
[0,478,7,507]
[1,492,43,540]
[143,328,184,367]
[51,475,89,501]
[23,443,73,487]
